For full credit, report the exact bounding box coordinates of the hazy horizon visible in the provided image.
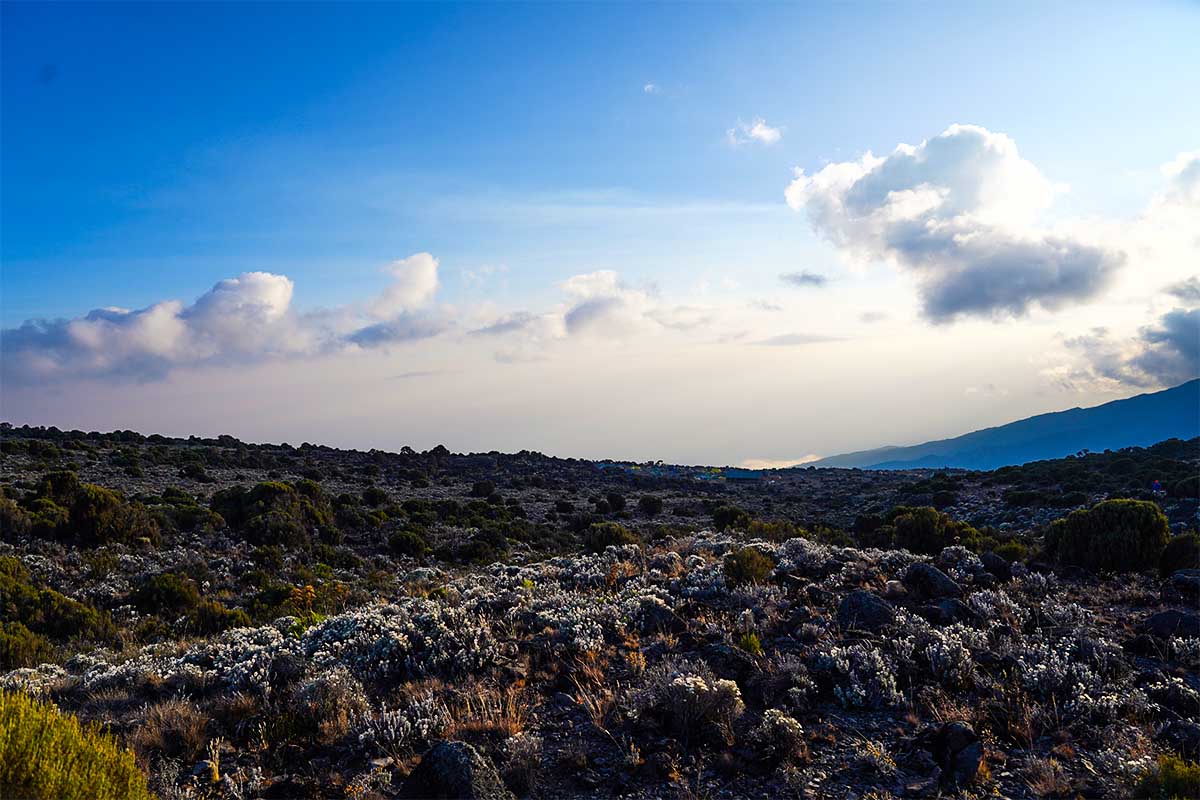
[3,2,1198,466]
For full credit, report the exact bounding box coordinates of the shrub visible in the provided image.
[211,480,337,548]
[189,599,251,635]
[362,486,388,507]
[389,529,429,558]
[1170,475,1200,500]
[606,492,626,512]
[884,506,980,554]
[0,557,115,644]
[737,631,763,656]
[0,690,153,800]
[712,505,751,531]
[1046,499,1170,572]
[1136,755,1200,799]
[0,498,31,539]
[131,572,201,616]
[582,522,640,553]
[470,481,495,498]
[0,622,53,670]
[69,485,160,547]
[1160,533,1200,577]
[724,547,776,587]
[130,697,209,763]
[994,540,1029,563]
[638,495,664,516]
[746,518,802,542]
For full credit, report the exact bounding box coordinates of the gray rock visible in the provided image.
[1137,609,1200,639]
[837,590,896,632]
[903,563,963,600]
[399,741,516,800]
[923,722,982,788]
[980,551,1012,582]
[1168,569,1200,598]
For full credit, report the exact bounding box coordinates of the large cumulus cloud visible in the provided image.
[1059,306,1199,390]
[786,124,1124,322]
[1,254,448,385]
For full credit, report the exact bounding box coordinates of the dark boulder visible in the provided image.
[917,599,983,627]
[701,643,759,683]
[1167,569,1200,598]
[921,722,982,788]
[399,741,516,800]
[1137,610,1200,639]
[837,590,896,632]
[903,563,963,600]
[980,551,1012,582]
[638,599,688,634]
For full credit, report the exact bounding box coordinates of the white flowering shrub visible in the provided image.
[1170,636,1200,668]
[816,642,902,709]
[750,708,806,763]
[625,659,745,742]
[936,545,984,582]
[358,691,451,761]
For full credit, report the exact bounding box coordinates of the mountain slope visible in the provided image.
[813,380,1200,470]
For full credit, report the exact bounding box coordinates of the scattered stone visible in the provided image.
[980,551,1012,581]
[1137,610,1200,639]
[837,590,896,632]
[1167,569,1200,598]
[903,563,963,600]
[921,722,982,788]
[399,741,516,800]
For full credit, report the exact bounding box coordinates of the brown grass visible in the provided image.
[130,697,209,764]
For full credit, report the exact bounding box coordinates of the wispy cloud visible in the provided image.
[753,333,841,346]
[780,271,829,288]
[643,82,660,94]
[726,117,783,147]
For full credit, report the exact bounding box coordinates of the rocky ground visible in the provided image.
[1,426,1198,799]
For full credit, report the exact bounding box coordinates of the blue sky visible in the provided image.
[2,2,1198,462]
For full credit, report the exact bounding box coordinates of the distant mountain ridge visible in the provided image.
[812,380,1200,470]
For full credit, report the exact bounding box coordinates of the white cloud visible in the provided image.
[369,252,440,319]
[786,124,1123,322]
[726,117,783,147]
[643,83,660,94]
[1,254,451,384]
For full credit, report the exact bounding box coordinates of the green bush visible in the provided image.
[0,622,53,670]
[1160,533,1200,577]
[638,495,664,516]
[1136,755,1200,799]
[582,522,640,553]
[1170,475,1200,500]
[0,557,116,645]
[211,480,337,548]
[878,506,980,554]
[388,529,429,557]
[737,631,763,656]
[0,689,153,800]
[130,572,201,616]
[724,546,776,587]
[1046,499,1170,573]
[362,486,388,507]
[0,497,31,538]
[712,505,751,532]
[189,598,251,635]
[70,485,159,547]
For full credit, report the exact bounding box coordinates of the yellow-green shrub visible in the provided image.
[0,690,153,800]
